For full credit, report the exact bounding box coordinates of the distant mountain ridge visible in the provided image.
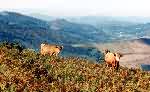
[0,11,107,44]
[131,38,150,45]
[0,11,105,61]
[30,13,150,41]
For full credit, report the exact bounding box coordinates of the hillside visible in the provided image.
[30,14,150,40]
[0,11,107,45]
[63,16,150,41]
[0,11,107,61]
[95,38,150,69]
[0,42,150,91]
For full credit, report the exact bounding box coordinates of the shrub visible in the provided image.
[0,42,149,91]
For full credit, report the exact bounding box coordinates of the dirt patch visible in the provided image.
[95,39,150,68]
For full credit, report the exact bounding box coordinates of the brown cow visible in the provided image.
[40,43,63,56]
[104,49,123,69]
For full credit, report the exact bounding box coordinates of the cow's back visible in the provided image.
[40,44,55,55]
[105,53,116,63]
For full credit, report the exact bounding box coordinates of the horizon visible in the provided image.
[2,10,150,24]
[0,0,150,17]
[1,10,150,18]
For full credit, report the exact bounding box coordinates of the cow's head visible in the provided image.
[114,53,123,61]
[104,49,110,54]
[56,45,63,50]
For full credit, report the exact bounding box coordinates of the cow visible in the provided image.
[40,43,63,56]
[104,49,123,69]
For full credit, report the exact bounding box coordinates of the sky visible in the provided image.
[0,0,150,16]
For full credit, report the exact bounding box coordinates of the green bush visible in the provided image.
[0,42,149,92]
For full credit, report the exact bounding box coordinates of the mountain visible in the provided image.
[0,11,108,45]
[49,19,108,44]
[29,14,150,41]
[101,22,150,41]
[65,17,150,41]
[130,38,150,45]
[0,11,106,61]
[0,11,49,47]
[30,14,150,25]
[29,13,57,21]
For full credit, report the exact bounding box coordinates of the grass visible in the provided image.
[0,42,150,92]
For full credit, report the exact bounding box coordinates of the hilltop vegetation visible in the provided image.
[0,42,150,92]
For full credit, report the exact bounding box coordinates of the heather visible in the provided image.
[0,42,149,92]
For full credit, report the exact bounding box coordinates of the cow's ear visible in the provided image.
[61,46,63,49]
[114,53,116,56]
[118,53,123,57]
[104,49,110,54]
[56,45,63,50]
[120,53,123,57]
[56,45,59,48]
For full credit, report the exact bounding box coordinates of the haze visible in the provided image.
[0,0,150,16]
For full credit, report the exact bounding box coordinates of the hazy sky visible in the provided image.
[0,0,150,16]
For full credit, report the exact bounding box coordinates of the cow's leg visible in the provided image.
[41,52,46,56]
[52,52,55,56]
[106,62,109,67]
[48,51,53,56]
[55,51,60,57]
[116,61,119,70]
[112,61,116,70]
